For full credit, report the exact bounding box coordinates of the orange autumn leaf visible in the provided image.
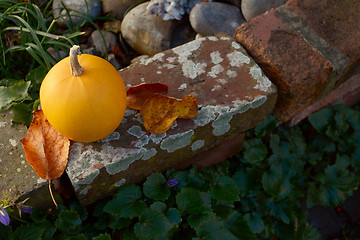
[141,94,198,134]
[21,110,70,180]
[127,83,168,110]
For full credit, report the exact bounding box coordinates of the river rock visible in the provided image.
[121,2,176,56]
[53,0,102,27]
[102,0,139,20]
[89,30,118,57]
[146,0,203,20]
[190,2,245,37]
[241,0,287,20]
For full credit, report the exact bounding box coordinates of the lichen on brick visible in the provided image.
[250,65,272,92]
[99,131,120,142]
[115,178,126,187]
[79,186,91,195]
[142,148,157,160]
[210,51,223,64]
[227,51,250,67]
[191,140,205,151]
[150,132,167,144]
[160,130,194,153]
[74,169,100,191]
[208,64,225,78]
[105,148,146,175]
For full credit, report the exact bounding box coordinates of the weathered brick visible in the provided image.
[234,8,333,122]
[0,110,62,210]
[286,0,360,66]
[66,36,277,205]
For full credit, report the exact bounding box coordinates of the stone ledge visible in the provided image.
[0,110,62,210]
[66,36,277,205]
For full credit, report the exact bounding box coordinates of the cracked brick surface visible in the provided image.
[66,36,277,205]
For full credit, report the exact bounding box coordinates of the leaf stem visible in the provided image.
[49,180,58,209]
[69,45,83,76]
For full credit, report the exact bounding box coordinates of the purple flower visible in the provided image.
[167,179,179,188]
[20,205,32,214]
[0,208,10,226]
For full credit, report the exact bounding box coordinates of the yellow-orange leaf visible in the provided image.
[127,83,168,110]
[141,94,198,134]
[21,110,70,180]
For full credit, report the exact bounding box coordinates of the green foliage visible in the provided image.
[3,105,360,239]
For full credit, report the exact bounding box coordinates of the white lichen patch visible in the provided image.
[124,109,137,117]
[99,131,120,142]
[140,52,164,65]
[212,85,221,91]
[217,79,228,85]
[134,135,150,148]
[207,36,218,41]
[170,120,178,129]
[210,51,223,64]
[172,38,207,79]
[157,71,162,74]
[191,140,205,151]
[106,148,147,175]
[208,64,224,78]
[115,179,126,187]
[178,83,187,91]
[9,139,17,147]
[227,51,250,67]
[0,122,6,128]
[227,70,237,78]
[79,186,91,195]
[220,36,230,41]
[74,169,100,191]
[211,95,268,136]
[142,148,157,160]
[181,61,207,79]
[164,63,176,69]
[150,132,167,144]
[167,57,176,63]
[17,168,21,172]
[232,41,242,50]
[250,65,272,92]
[160,130,194,153]
[128,125,146,138]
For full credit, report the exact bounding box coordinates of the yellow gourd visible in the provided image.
[40,45,127,142]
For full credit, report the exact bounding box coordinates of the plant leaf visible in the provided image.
[143,172,170,201]
[141,94,198,134]
[211,176,240,202]
[12,225,43,240]
[134,209,172,240]
[0,80,31,111]
[55,210,82,231]
[103,185,146,218]
[308,108,333,133]
[127,83,168,110]
[21,110,70,180]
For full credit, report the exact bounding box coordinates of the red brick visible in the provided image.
[66,36,277,205]
[234,8,333,122]
[286,0,360,66]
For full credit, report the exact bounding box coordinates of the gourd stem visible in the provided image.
[69,45,83,76]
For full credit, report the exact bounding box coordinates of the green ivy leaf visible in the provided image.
[12,225,43,240]
[308,108,333,133]
[30,221,56,240]
[143,172,170,201]
[233,168,261,197]
[244,143,267,164]
[196,219,238,240]
[151,201,167,213]
[211,176,240,202]
[225,212,257,240]
[55,210,82,231]
[188,209,216,229]
[134,209,172,240]
[176,188,207,214]
[92,233,112,240]
[108,216,132,230]
[103,185,146,218]
[266,199,294,224]
[255,114,277,138]
[0,80,31,111]
[165,208,182,224]
[244,212,265,234]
